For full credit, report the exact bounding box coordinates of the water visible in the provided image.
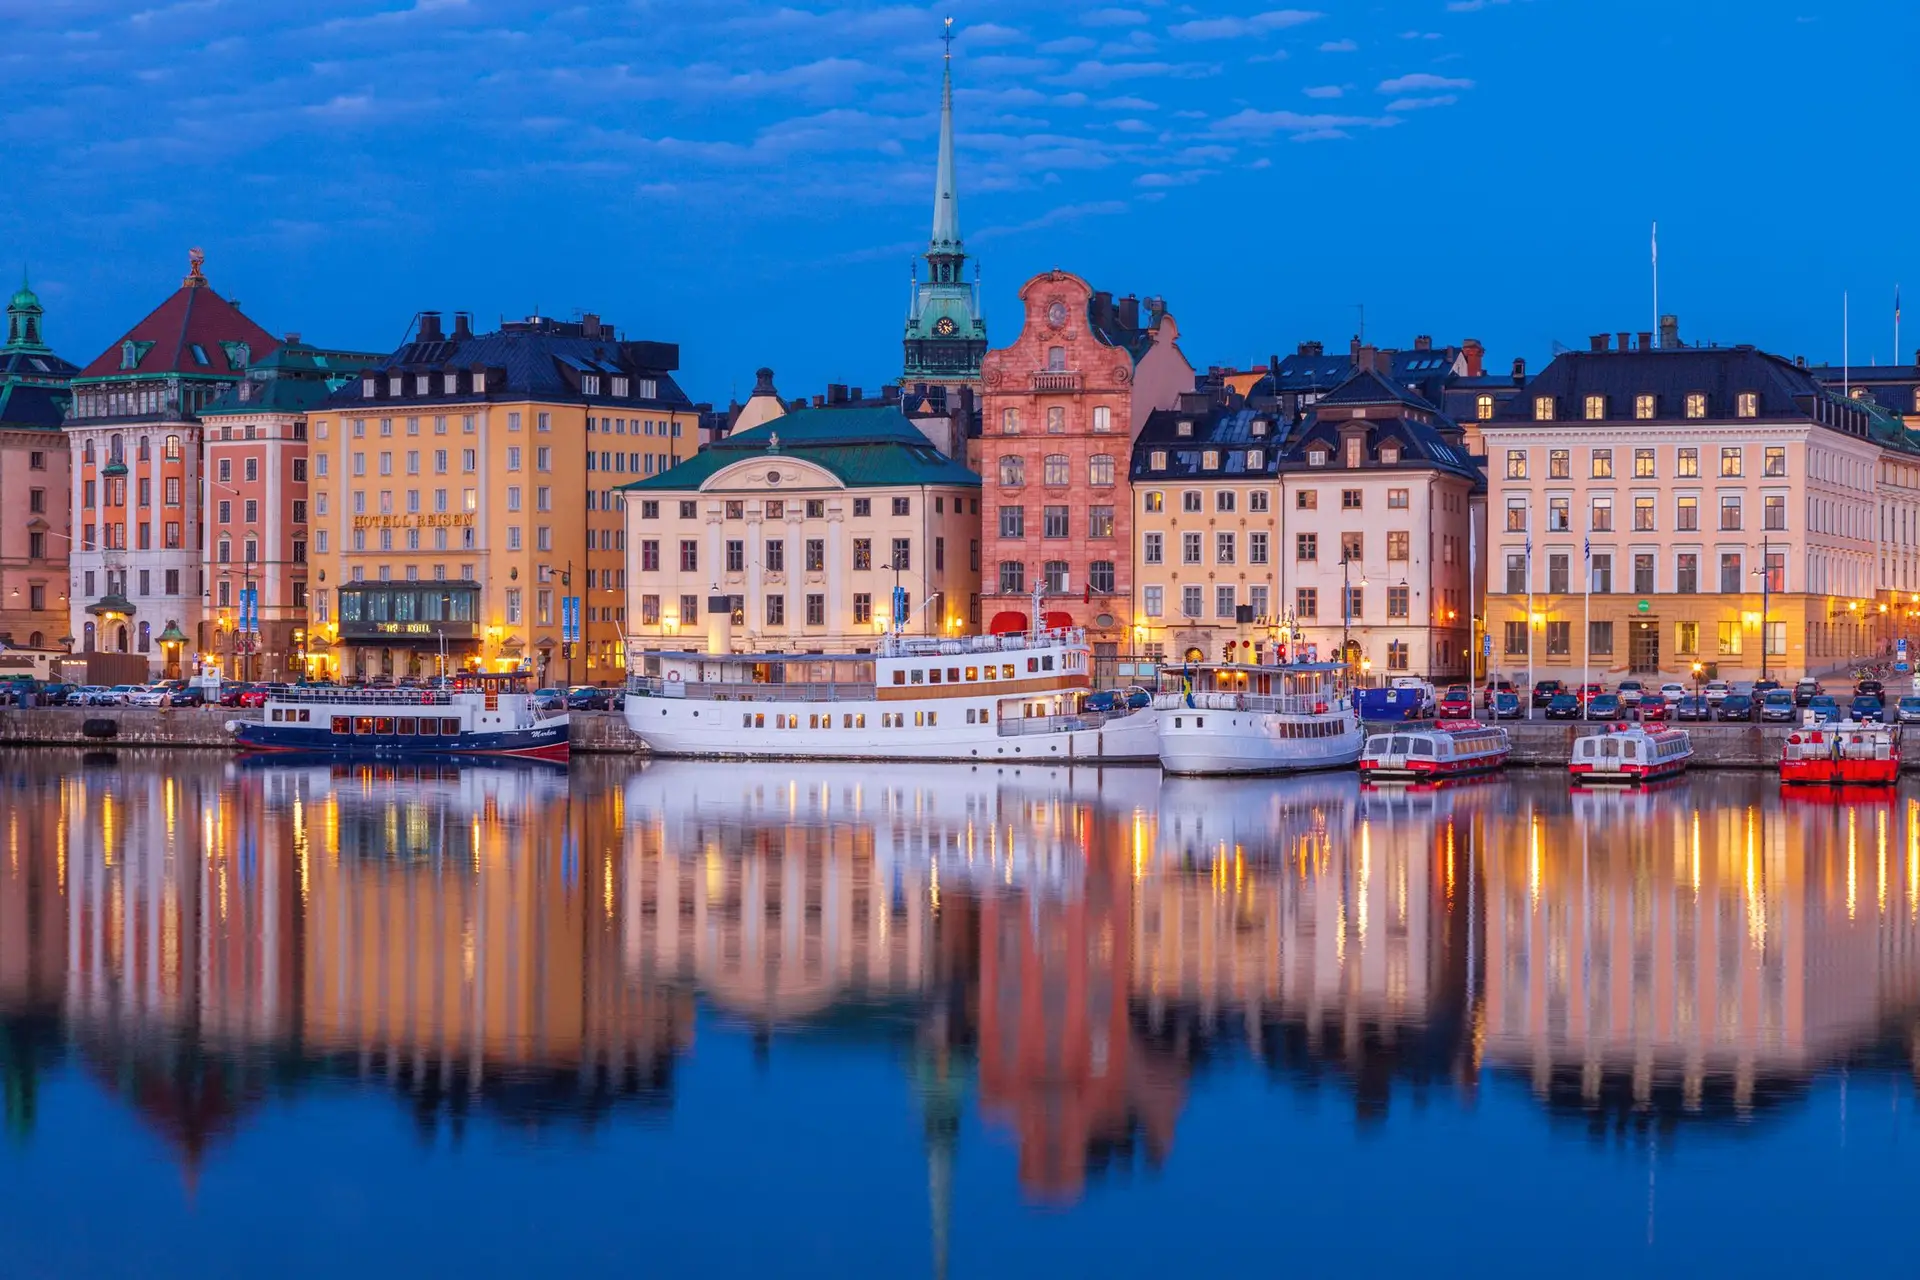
[2,750,1918,1277]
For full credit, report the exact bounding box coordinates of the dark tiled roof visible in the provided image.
[1245,345,1463,407]
[1313,366,1439,412]
[75,280,278,381]
[1491,345,1846,426]
[1806,364,1920,417]
[201,341,387,417]
[624,406,980,491]
[0,381,71,431]
[0,348,78,382]
[1129,403,1287,480]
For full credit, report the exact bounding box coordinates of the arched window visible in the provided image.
[137,435,150,461]
[164,434,182,460]
[83,622,96,652]
[114,624,128,653]
[137,621,151,653]
[998,455,1025,486]
[109,433,124,463]
[1043,560,1069,592]
[1088,561,1115,593]
[27,631,43,648]
[82,439,95,463]
[1088,454,1115,486]
[1043,454,1070,486]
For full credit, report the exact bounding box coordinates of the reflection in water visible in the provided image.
[5,752,1920,1236]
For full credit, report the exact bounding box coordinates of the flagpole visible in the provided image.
[1844,291,1850,399]
[1526,535,1534,720]
[1651,221,1659,346]
[1897,285,1902,368]
[1583,536,1592,717]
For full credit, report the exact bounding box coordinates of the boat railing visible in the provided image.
[1151,691,1339,715]
[627,676,873,703]
[273,687,454,706]
[996,711,1111,737]
[879,629,1085,659]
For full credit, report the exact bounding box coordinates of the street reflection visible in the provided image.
[4,753,1920,1213]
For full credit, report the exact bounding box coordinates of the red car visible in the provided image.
[1638,695,1669,722]
[1438,686,1474,717]
[1573,682,1605,705]
[237,685,271,708]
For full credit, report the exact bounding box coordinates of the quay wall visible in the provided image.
[1365,719,1832,770]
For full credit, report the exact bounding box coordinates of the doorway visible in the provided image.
[1630,619,1660,674]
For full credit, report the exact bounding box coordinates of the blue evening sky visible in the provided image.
[4,1,1915,403]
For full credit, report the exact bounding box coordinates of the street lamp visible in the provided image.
[1691,660,1704,698]
[1340,552,1368,679]
[1752,537,1772,685]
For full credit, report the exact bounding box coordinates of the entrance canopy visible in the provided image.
[988,611,1028,635]
[1043,610,1076,631]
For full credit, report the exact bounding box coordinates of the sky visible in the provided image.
[5,0,1919,405]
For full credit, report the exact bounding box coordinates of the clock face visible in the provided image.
[933,316,957,336]
[1046,301,1068,328]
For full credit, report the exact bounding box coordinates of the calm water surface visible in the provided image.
[2,750,1918,1277]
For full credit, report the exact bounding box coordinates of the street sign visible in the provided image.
[1482,634,1493,657]
[561,595,581,644]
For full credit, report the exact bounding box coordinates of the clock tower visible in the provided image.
[901,19,986,410]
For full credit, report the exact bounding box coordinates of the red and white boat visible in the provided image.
[1568,722,1692,784]
[1780,720,1900,786]
[1359,720,1511,782]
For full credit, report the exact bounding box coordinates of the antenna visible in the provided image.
[1844,290,1850,399]
[1651,221,1659,347]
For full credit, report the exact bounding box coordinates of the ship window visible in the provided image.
[983,666,996,680]
[332,717,351,734]
[965,666,978,681]
[397,718,416,735]
[355,717,375,735]
[893,670,906,685]
[928,668,942,684]
[1028,658,1039,673]
[911,668,925,684]
[270,709,282,722]
[1002,664,1015,679]
[375,718,395,734]
[980,708,990,724]
[744,713,754,727]
[300,710,312,723]
[1043,655,1054,670]
[754,714,765,728]
[441,718,461,735]
[948,667,961,682]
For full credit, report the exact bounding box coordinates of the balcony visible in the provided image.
[1030,371,1080,393]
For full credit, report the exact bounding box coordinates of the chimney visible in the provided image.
[452,312,473,341]
[1462,338,1485,377]
[1589,334,1610,353]
[1511,357,1527,385]
[284,332,301,345]
[1350,336,1363,360]
[1637,331,1653,352]
[827,383,849,405]
[1414,335,1433,351]
[753,367,778,396]
[1617,332,1631,353]
[581,312,602,339]
[1117,294,1141,331]
[1299,340,1324,357]
[418,311,444,342]
[1089,291,1115,332]
[1795,355,1807,368]
[1659,313,1680,349]
[850,386,862,402]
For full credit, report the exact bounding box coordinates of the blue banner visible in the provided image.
[892,585,907,630]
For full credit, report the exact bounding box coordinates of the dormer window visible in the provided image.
[362,377,377,398]
[1685,392,1707,418]
[1149,450,1167,470]
[1634,394,1655,419]
[1247,447,1265,468]
[1344,438,1363,468]
[444,373,459,394]
[1533,395,1555,420]
[637,378,657,399]
[612,376,630,397]
[1251,419,1268,437]
[1380,445,1400,465]
[1583,395,1606,420]
[1736,391,1758,418]
[1475,394,1494,420]
[473,372,487,393]
[1176,420,1193,437]
[389,376,403,396]
[120,341,140,370]
[189,343,209,365]
[1309,448,1329,466]
[582,374,601,396]
[1201,449,1220,470]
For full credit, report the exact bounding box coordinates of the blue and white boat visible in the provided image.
[229,674,570,760]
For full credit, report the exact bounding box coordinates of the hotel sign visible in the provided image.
[373,622,435,634]
[352,513,477,530]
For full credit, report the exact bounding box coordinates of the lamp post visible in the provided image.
[1691,660,1704,699]
[1341,552,1368,683]
[1753,536,1772,685]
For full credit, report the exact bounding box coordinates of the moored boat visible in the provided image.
[229,673,570,760]
[1780,718,1900,786]
[1359,720,1510,782]
[1567,722,1691,784]
[1154,662,1362,776]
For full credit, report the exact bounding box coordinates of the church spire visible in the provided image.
[928,18,962,259]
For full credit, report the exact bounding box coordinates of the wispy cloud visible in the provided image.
[1318,38,1357,52]
[1377,72,1474,92]
[1302,85,1343,99]
[1080,7,1149,26]
[1168,9,1323,41]
[1446,0,1513,10]
[1386,95,1457,111]
[1210,107,1394,137]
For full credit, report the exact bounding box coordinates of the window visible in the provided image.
[1717,620,1744,655]
[1089,454,1115,485]
[680,540,699,571]
[1590,496,1613,531]
[1296,587,1318,619]
[1216,490,1237,513]
[1546,621,1571,656]
[1676,553,1699,594]
[1296,489,1317,510]
[1676,496,1698,531]
[1634,448,1656,478]
[1386,488,1408,509]
[1475,394,1494,421]
[766,595,786,626]
[1633,554,1655,593]
[725,540,745,572]
[892,497,910,517]
[1549,449,1570,479]
[1764,550,1786,593]
[806,594,825,626]
[1142,531,1164,564]
[1143,490,1164,513]
[1215,585,1236,619]
[1346,587,1363,620]
[1764,493,1786,530]
[1341,532,1364,562]
[1182,531,1203,564]
[1674,621,1699,655]
[1736,392,1758,418]
[1590,553,1612,593]
[854,537,873,569]
[1341,489,1362,510]
[1182,490,1202,513]
[1719,553,1743,594]
[1504,620,1529,655]
[805,539,824,572]
[1143,584,1164,617]
[1505,498,1527,532]
[1001,408,1020,434]
[891,537,911,569]
[1765,620,1787,656]
[1591,449,1613,479]
[1043,560,1069,593]
[1249,532,1269,564]
[853,498,871,517]
[1088,505,1114,538]
[1216,531,1235,564]
[1677,447,1699,478]
[999,506,1025,538]
[1505,449,1528,479]
[1149,450,1167,471]
[1202,450,1221,471]
[1589,620,1614,656]
[1181,585,1204,618]
[1093,406,1112,433]
[1297,532,1318,562]
[998,456,1025,486]
[1686,393,1707,419]
[1533,396,1555,421]
[1634,496,1655,531]
[1720,494,1742,530]
[1583,395,1606,420]
[854,592,874,623]
[641,539,660,571]
[1387,530,1409,561]
[1089,560,1115,593]
[1250,490,1270,512]
[1720,446,1743,477]
[1040,454,1071,486]
[1548,553,1569,594]
[1635,394,1656,419]
[998,561,1025,593]
[1043,507,1069,539]
[1387,585,1409,618]
[764,539,785,573]
[1548,496,1570,532]
[1046,406,1065,434]
[680,595,700,626]
[1763,446,1786,477]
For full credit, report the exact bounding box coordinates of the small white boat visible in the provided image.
[1568,722,1692,785]
[1154,662,1362,776]
[1359,720,1510,782]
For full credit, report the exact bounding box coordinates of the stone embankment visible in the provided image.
[1369,719,1865,770]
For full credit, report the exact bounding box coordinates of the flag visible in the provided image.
[1583,536,1591,562]
[1182,664,1195,709]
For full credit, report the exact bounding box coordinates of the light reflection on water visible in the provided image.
[3,751,1919,1274]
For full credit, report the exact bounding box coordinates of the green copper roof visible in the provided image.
[621,406,979,491]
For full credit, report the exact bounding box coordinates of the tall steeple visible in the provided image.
[928,17,962,267]
[901,17,987,401]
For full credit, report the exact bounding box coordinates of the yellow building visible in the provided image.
[309,312,698,683]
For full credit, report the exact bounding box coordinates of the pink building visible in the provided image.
[0,278,75,650]
[978,271,1192,671]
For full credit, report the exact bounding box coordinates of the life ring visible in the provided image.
[667,671,682,682]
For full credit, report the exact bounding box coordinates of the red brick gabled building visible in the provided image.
[978,271,1193,670]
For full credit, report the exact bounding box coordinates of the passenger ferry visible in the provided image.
[229,673,571,761]
[1779,719,1901,786]
[1567,723,1692,784]
[1359,720,1511,782]
[1153,662,1362,776]
[621,626,1157,764]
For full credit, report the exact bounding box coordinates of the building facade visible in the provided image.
[620,406,981,655]
[1130,368,1479,679]
[978,272,1193,669]
[63,250,279,675]
[0,276,75,650]
[195,341,384,680]
[1482,336,1898,686]
[310,311,698,683]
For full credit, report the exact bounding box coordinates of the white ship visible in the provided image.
[623,624,1158,765]
[1153,662,1363,776]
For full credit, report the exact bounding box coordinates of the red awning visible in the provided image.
[988,611,1029,635]
[1043,610,1076,631]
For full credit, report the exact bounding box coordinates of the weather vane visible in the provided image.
[943,15,954,57]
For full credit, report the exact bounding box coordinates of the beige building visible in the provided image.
[1483,337,1903,684]
[621,404,981,654]
[1129,369,1480,680]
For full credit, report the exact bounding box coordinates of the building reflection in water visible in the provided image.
[4,752,1920,1217]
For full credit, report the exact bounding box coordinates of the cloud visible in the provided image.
[1099,31,1159,56]
[1097,95,1157,110]
[1386,95,1458,111]
[1210,107,1393,136]
[1400,30,1442,40]
[1377,72,1474,92]
[960,22,1027,47]
[972,198,1129,240]
[1246,49,1290,63]
[1168,9,1323,40]
[1446,0,1512,10]
[1111,118,1153,133]
[1038,35,1096,53]
[1047,59,1220,87]
[1080,7,1148,26]
[1134,169,1212,187]
[1173,143,1235,162]
[1318,38,1357,52]
[1291,128,1348,142]
[1302,84,1343,98]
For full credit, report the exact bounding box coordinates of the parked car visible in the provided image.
[66,685,104,706]
[1896,695,1920,724]
[1674,696,1713,722]
[1718,693,1755,721]
[1849,695,1885,723]
[1585,693,1624,720]
[1532,679,1565,708]
[1793,678,1822,707]
[567,685,620,711]
[127,685,168,707]
[107,684,141,704]
[1808,694,1841,723]
[1658,682,1689,703]
[1760,689,1798,722]
[1492,691,1523,720]
[218,683,252,707]
[1483,678,1516,707]
[1703,679,1731,705]
[1573,682,1605,705]
[1856,678,1886,699]
[1639,695,1670,722]
[533,686,566,711]
[1752,679,1782,698]
[236,685,272,709]
[1437,686,1474,717]
[1616,680,1645,706]
[167,687,207,708]
[1545,693,1582,720]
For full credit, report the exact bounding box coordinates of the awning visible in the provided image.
[84,593,136,617]
[988,611,1028,635]
[156,621,189,645]
[1043,610,1076,630]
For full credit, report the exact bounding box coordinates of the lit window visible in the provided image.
[1583,395,1605,420]
[1533,395,1555,420]
[1634,394,1655,419]
[1685,393,1707,418]
[1736,392,1758,418]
